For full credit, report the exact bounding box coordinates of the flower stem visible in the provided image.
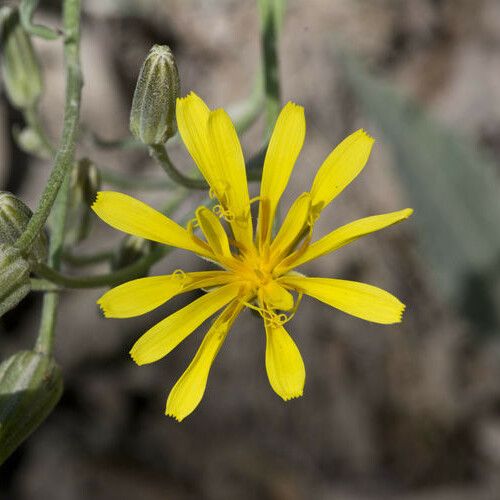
[15,0,83,255]
[151,142,265,190]
[35,172,71,354]
[62,249,114,266]
[100,166,176,191]
[34,245,168,289]
[30,279,63,292]
[149,144,208,190]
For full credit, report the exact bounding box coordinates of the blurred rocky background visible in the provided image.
[3,0,500,498]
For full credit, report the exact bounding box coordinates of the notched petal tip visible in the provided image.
[281,390,304,402]
[177,91,204,108]
[90,190,104,211]
[96,299,111,318]
[359,128,375,144]
[283,100,304,110]
[129,347,145,366]
[386,301,406,325]
[396,302,406,324]
[165,411,184,423]
[282,101,305,122]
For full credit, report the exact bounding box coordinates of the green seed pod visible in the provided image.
[0,350,63,465]
[130,45,180,145]
[66,159,102,245]
[111,235,152,276]
[0,192,48,263]
[0,245,31,317]
[0,7,43,109]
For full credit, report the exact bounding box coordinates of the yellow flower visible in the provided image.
[92,92,413,421]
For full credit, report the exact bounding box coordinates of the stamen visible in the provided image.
[213,204,235,222]
[241,292,303,328]
[172,269,187,281]
[249,196,261,205]
[186,217,199,237]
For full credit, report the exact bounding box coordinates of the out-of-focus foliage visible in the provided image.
[342,53,500,333]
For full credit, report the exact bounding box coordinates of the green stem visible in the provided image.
[34,245,167,288]
[85,129,143,150]
[20,0,60,40]
[35,173,70,354]
[62,249,113,266]
[149,144,208,190]
[30,279,63,292]
[15,0,83,255]
[35,192,206,289]
[100,166,176,191]
[151,143,264,191]
[60,186,188,269]
[258,0,284,137]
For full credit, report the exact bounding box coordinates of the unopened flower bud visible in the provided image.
[0,245,31,317]
[130,45,179,145]
[112,235,152,276]
[72,158,101,207]
[0,7,43,109]
[0,192,47,263]
[13,124,52,159]
[0,350,63,465]
[66,159,101,244]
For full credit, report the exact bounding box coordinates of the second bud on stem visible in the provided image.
[130,45,180,146]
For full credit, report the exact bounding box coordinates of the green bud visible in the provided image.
[0,245,31,317]
[130,45,180,145]
[66,159,102,245]
[0,192,48,263]
[112,235,152,276]
[71,158,101,207]
[0,7,43,109]
[13,124,52,159]
[0,350,63,465]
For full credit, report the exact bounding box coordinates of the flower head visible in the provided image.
[92,92,413,421]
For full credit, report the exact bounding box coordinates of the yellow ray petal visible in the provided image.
[280,276,405,324]
[196,206,232,258]
[166,300,244,422]
[207,109,253,247]
[259,281,295,311]
[257,102,305,246]
[269,192,311,263]
[130,282,242,365]
[310,130,374,218]
[98,271,235,318]
[265,322,305,401]
[276,208,413,273]
[176,92,216,187]
[92,191,209,256]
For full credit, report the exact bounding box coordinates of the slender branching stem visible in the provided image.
[149,144,208,190]
[34,245,168,289]
[35,173,70,354]
[15,0,83,255]
[62,249,114,266]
